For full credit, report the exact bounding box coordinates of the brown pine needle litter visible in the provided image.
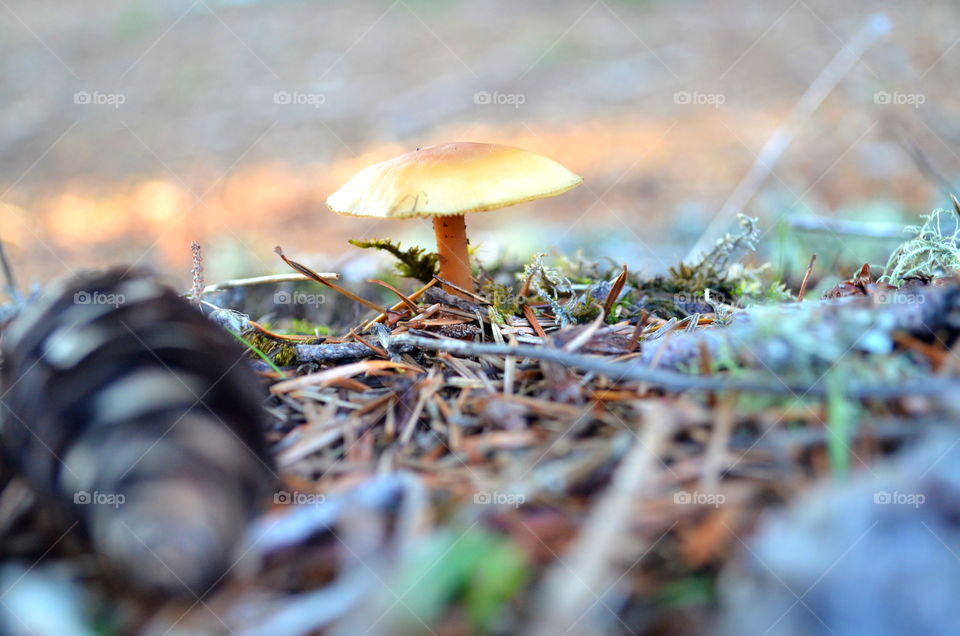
[6,208,960,635]
[115,219,941,632]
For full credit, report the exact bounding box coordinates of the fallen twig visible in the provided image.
[271,360,419,394]
[363,278,437,330]
[196,272,339,295]
[276,246,385,314]
[797,253,817,301]
[295,341,413,363]
[386,331,960,398]
[788,216,909,240]
[529,404,672,636]
[0,239,21,302]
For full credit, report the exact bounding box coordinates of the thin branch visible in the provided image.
[196,272,339,295]
[797,253,817,301]
[384,333,960,398]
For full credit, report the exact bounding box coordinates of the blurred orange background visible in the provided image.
[1,0,956,288]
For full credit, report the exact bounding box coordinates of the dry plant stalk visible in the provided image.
[190,240,204,309]
[530,404,672,636]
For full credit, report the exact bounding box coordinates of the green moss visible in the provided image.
[632,215,790,317]
[241,330,299,367]
[349,238,439,283]
[657,575,715,610]
[289,318,331,336]
[388,528,529,634]
[482,280,520,325]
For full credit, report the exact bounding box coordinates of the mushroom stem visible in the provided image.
[433,215,474,296]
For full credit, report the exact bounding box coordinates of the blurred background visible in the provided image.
[1,0,957,290]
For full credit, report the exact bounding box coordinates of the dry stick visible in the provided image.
[295,341,406,363]
[432,275,489,304]
[529,404,672,636]
[406,303,441,324]
[685,13,891,261]
[385,333,960,399]
[788,216,908,240]
[245,318,315,342]
[892,331,946,371]
[503,333,518,396]
[198,272,339,295]
[363,278,437,331]
[190,241,204,309]
[895,123,956,199]
[700,393,736,491]
[348,329,389,359]
[367,279,420,313]
[385,398,397,441]
[698,340,716,408]
[431,392,454,429]
[489,319,505,346]
[271,359,418,394]
[698,340,713,377]
[0,239,20,301]
[443,396,463,451]
[275,246,385,314]
[401,370,438,447]
[797,253,817,301]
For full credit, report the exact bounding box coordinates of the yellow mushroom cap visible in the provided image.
[326,142,583,219]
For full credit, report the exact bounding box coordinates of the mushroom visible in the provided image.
[326,142,582,295]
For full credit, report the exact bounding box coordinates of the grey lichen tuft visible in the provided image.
[520,253,597,326]
[694,214,760,271]
[881,207,960,284]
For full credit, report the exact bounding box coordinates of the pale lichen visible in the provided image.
[881,207,960,284]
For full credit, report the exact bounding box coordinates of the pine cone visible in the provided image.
[0,268,274,596]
